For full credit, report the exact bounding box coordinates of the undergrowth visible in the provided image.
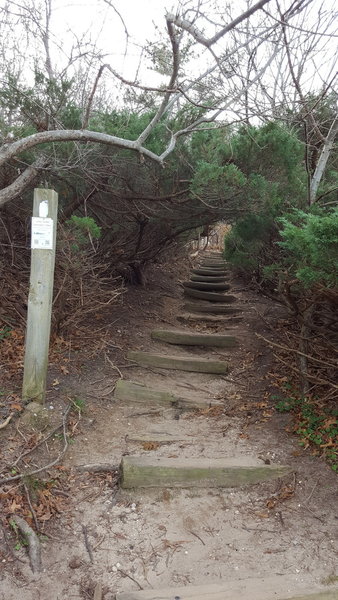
[273,383,338,471]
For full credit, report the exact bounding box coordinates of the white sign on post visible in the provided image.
[31,217,54,249]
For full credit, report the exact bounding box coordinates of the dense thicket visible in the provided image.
[220,117,337,417]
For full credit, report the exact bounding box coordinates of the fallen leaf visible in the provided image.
[142,442,160,451]
[10,403,23,412]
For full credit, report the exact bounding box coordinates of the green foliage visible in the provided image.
[191,161,246,198]
[279,208,338,287]
[65,216,101,252]
[0,326,12,341]
[224,213,277,275]
[71,396,86,413]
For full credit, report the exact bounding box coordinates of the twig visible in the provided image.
[117,568,143,590]
[12,515,41,573]
[11,420,65,467]
[0,405,71,486]
[23,483,39,532]
[105,353,123,379]
[256,333,338,369]
[273,354,338,390]
[304,481,318,504]
[0,413,13,429]
[186,529,206,546]
[82,525,94,563]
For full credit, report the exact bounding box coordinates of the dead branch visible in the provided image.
[82,525,94,563]
[256,333,338,369]
[0,413,13,430]
[23,483,40,532]
[166,0,272,48]
[273,354,338,390]
[0,404,71,486]
[117,568,143,590]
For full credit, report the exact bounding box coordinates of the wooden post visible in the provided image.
[22,189,58,404]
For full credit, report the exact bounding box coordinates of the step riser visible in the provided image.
[120,456,291,489]
[199,262,227,268]
[192,269,229,276]
[151,330,238,347]
[184,289,237,303]
[127,351,229,374]
[183,281,231,291]
[178,313,243,323]
[117,584,338,600]
[114,379,219,410]
[190,276,227,282]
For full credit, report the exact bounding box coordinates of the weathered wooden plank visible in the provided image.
[192,269,229,276]
[183,302,242,314]
[127,351,229,374]
[120,456,291,489]
[184,288,237,303]
[190,275,227,282]
[114,380,220,410]
[117,583,338,600]
[183,281,231,291]
[198,265,227,271]
[151,329,238,347]
[178,312,243,324]
[200,261,227,267]
[114,379,178,406]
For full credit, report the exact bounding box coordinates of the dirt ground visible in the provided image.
[0,255,337,599]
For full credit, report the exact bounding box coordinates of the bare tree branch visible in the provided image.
[0,156,50,208]
[166,0,272,48]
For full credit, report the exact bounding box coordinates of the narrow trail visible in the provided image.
[2,253,337,600]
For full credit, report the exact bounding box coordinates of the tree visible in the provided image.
[1,0,336,208]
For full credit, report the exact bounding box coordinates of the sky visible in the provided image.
[1,0,336,118]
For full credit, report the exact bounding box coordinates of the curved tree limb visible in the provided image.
[166,0,272,48]
[0,157,50,208]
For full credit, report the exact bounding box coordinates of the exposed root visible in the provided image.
[12,515,41,573]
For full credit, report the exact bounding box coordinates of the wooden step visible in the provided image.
[190,275,228,282]
[127,351,229,374]
[151,329,238,347]
[192,269,229,276]
[183,302,242,314]
[117,582,338,600]
[197,265,227,271]
[120,456,291,489]
[199,261,227,267]
[183,281,231,291]
[184,288,237,303]
[178,312,243,324]
[114,379,220,410]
